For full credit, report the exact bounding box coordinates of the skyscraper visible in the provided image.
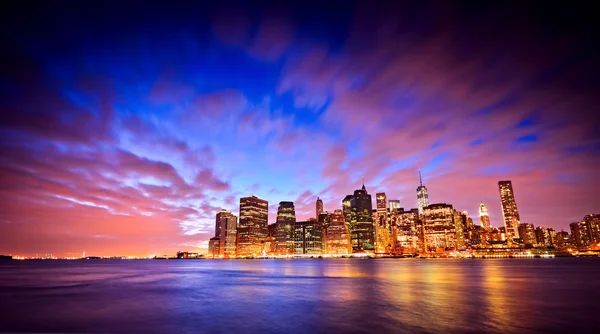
[237,195,269,256]
[417,170,429,216]
[479,202,491,229]
[498,180,521,240]
[275,201,296,255]
[325,210,351,254]
[518,223,536,245]
[316,197,323,218]
[421,203,456,251]
[293,219,323,254]
[375,192,390,253]
[350,183,374,252]
[216,210,237,257]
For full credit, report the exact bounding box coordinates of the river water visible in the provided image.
[0,258,598,333]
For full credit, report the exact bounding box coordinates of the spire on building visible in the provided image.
[419,169,423,187]
[361,177,366,191]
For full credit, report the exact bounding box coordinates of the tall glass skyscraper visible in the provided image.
[237,195,269,256]
[216,210,237,257]
[498,180,521,240]
[276,201,296,255]
[417,170,429,216]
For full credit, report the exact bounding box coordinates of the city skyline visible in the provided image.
[1,1,599,257]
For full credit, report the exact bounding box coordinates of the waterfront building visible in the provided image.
[416,170,429,216]
[217,210,237,257]
[275,201,296,254]
[375,192,390,253]
[454,211,466,251]
[395,208,419,253]
[208,237,220,257]
[518,223,536,246]
[479,202,491,229]
[498,180,521,240]
[265,223,278,254]
[535,226,552,246]
[294,219,323,254]
[325,210,351,254]
[346,184,375,252]
[570,214,600,247]
[237,195,269,256]
[421,203,456,251]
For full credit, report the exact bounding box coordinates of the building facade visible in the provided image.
[498,180,521,240]
[479,202,491,229]
[375,192,390,253]
[325,210,351,254]
[346,184,374,252]
[217,210,237,257]
[421,203,456,251]
[237,195,269,256]
[275,201,296,255]
[294,220,323,254]
[518,223,536,246]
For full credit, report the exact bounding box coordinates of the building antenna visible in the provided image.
[419,169,423,187]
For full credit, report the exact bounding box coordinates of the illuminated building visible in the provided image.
[345,183,375,252]
[454,211,466,251]
[375,192,390,253]
[518,223,536,246]
[208,237,220,257]
[421,203,456,251]
[394,208,419,253]
[325,210,351,254]
[416,170,429,216]
[294,219,323,254]
[479,202,491,229]
[570,215,600,247]
[498,180,521,240]
[388,200,400,211]
[316,197,323,218]
[275,201,296,254]
[216,210,237,257]
[265,223,277,254]
[237,195,269,256]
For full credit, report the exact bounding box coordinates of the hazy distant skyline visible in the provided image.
[1,0,598,256]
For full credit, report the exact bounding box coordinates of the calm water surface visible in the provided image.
[0,258,598,333]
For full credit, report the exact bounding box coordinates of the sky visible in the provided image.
[1,0,598,257]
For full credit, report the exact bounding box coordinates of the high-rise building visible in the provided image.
[348,184,375,252]
[421,203,456,251]
[237,195,269,256]
[208,237,220,257]
[535,226,552,246]
[316,197,324,219]
[217,210,237,257]
[375,192,390,253]
[479,202,491,229]
[394,208,419,253]
[498,180,521,240]
[454,210,466,251]
[294,220,323,254]
[388,200,401,211]
[518,223,536,245]
[275,201,296,255]
[570,214,600,247]
[325,210,351,254]
[417,170,429,216]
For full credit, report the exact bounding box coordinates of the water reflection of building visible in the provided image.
[238,195,269,256]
